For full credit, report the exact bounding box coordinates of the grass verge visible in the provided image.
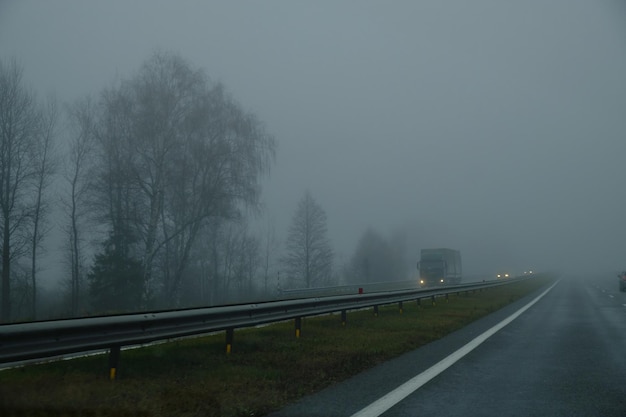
[0,275,554,417]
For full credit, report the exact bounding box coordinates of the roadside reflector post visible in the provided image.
[226,328,234,354]
[431,295,436,306]
[295,317,302,338]
[108,345,121,381]
[417,298,421,309]
[373,305,379,317]
[399,301,403,314]
[445,293,449,303]
[341,310,347,326]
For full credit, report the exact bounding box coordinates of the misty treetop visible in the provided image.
[1,53,276,320]
[83,51,276,311]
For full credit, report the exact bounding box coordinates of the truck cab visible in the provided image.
[417,248,462,287]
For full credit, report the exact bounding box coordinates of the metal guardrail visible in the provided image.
[0,276,529,375]
[278,279,421,299]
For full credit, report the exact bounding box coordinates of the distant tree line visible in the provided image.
[344,228,409,284]
[0,53,411,323]
[280,193,411,288]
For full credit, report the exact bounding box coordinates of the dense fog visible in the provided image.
[0,1,625,320]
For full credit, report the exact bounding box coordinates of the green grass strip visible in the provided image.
[0,275,554,417]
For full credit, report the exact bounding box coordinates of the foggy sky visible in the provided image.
[1,0,625,279]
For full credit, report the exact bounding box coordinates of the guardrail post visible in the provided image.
[108,345,120,381]
[398,301,403,314]
[295,317,302,338]
[373,305,379,317]
[225,328,234,354]
[341,310,347,326]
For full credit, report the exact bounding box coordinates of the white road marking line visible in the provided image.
[350,280,559,417]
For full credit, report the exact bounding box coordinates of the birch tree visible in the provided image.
[29,96,57,319]
[63,97,95,316]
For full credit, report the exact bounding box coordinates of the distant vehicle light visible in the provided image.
[497,274,502,278]
[440,279,444,283]
[505,273,509,278]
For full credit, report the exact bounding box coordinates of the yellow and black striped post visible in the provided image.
[295,317,302,338]
[225,328,234,354]
[108,345,120,381]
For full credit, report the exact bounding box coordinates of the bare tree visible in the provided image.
[29,96,57,319]
[0,59,40,322]
[63,97,95,316]
[88,84,143,312]
[92,84,137,255]
[87,51,275,310]
[282,191,334,288]
[160,81,274,304]
[126,53,206,305]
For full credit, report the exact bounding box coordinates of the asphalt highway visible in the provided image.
[269,274,626,416]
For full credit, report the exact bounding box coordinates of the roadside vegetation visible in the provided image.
[0,275,554,417]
